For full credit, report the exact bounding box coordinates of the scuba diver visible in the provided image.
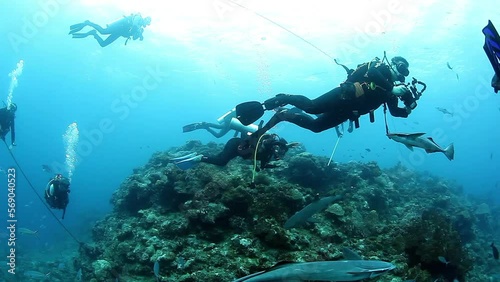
[172,133,297,170]
[183,108,259,138]
[236,56,415,136]
[45,174,70,219]
[0,103,17,148]
[69,13,151,47]
[482,20,500,93]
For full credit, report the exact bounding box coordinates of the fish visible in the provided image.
[154,260,160,282]
[365,148,371,152]
[42,164,52,173]
[387,132,454,161]
[232,260,395,282]
[76,268,82,281]
[436,107,454,116]
[492,242,499,260]
[446,62,460,80]
[18,228,39,238]
[23,271,50,280]
[438,256,450,265]
[284,195,342,229]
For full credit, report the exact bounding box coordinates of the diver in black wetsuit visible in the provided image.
[69,13,151,47]
[0,103,17,148]
[45,174,70,219]
[483,20,500,93]
[173,134,296,170]
[253,56,413,134]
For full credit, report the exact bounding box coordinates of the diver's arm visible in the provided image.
[260,152,274,169]
[386,95,409,117]
[45,179,54,195]
[492,74,500,93]
[366,65,393,91]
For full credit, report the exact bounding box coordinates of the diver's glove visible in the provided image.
[391,85,409,96]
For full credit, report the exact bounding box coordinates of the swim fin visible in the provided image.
[170,152,197,162]
[174,155,202,170]
[483,20,500,76]
[235,101,265,126]
[182,122,206,133]
[68,21,89,35]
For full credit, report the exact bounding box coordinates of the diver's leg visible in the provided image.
[71,30,96,39]
[263,110,344,133]
[264,87,343,114]
[94,34,121,47]
[85,21,109,34]
[201,138,240,166]
[205,125,230,138]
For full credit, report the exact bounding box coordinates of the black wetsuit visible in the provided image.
[0,107,15,144]
[201,134,287,169]
[45,177,70,219]
[261,61,408,133]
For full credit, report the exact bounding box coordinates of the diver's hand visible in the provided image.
[492,74,500,93]
[405,107,412,115]
[392,85,409,96]
[8,143,16,150]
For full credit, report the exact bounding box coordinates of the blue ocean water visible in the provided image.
[0,0,499,263]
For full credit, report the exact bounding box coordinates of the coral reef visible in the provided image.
[76,141,500,282]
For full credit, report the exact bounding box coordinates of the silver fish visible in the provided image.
[436,107,454,116]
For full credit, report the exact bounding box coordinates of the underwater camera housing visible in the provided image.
[400,77,427,110]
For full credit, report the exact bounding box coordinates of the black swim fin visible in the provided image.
[235,101,265,126]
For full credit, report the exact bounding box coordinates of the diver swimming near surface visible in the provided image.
[69,13,151,47]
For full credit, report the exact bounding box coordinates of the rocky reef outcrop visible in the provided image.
[75,141,500,282]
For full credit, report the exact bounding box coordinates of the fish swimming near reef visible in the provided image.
[438,256,450,265]
[284,195,342,229]
[76,268,82,281]
[387,132,454,161]
[23,270,50,280]
[436,107,454,116]
[154,260,160,282]
[18,228,39,238]
[492,242,499,260]
[232,260,395,282]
